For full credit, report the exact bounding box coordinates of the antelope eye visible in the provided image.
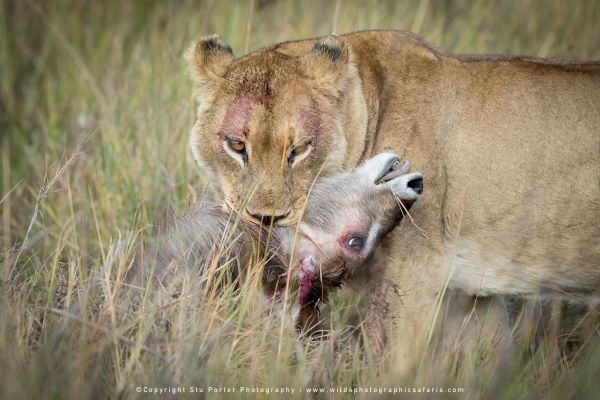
[226,138,247,155]
[346,236,365,251]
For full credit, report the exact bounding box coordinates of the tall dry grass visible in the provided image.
[1,0,599,398]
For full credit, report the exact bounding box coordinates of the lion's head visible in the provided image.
[186,34,367,225]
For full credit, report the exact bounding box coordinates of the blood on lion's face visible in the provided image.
[187,34,366,227]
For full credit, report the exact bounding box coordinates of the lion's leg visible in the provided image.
[363,215,446,372]
[361,263,388,361]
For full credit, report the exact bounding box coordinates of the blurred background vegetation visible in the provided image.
[1,0,599,398]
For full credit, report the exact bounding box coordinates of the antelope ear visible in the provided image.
[302,35,350,89]
[185,34,234,85]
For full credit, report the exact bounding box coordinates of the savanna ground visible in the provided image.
[1,0,599,398]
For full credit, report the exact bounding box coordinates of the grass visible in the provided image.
[1,0,599,398]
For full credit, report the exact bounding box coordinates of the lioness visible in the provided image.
[186,30,600,361]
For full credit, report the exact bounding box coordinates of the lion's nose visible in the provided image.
[246,208,291,225]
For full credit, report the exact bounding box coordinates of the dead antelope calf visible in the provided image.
[131,153,423,329]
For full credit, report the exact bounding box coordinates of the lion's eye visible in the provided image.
[346,236,365,251]
[226,138,247,155]
[287,142,311,165]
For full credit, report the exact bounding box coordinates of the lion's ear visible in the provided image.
[303,35,350,89]
[185,34,234,85]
